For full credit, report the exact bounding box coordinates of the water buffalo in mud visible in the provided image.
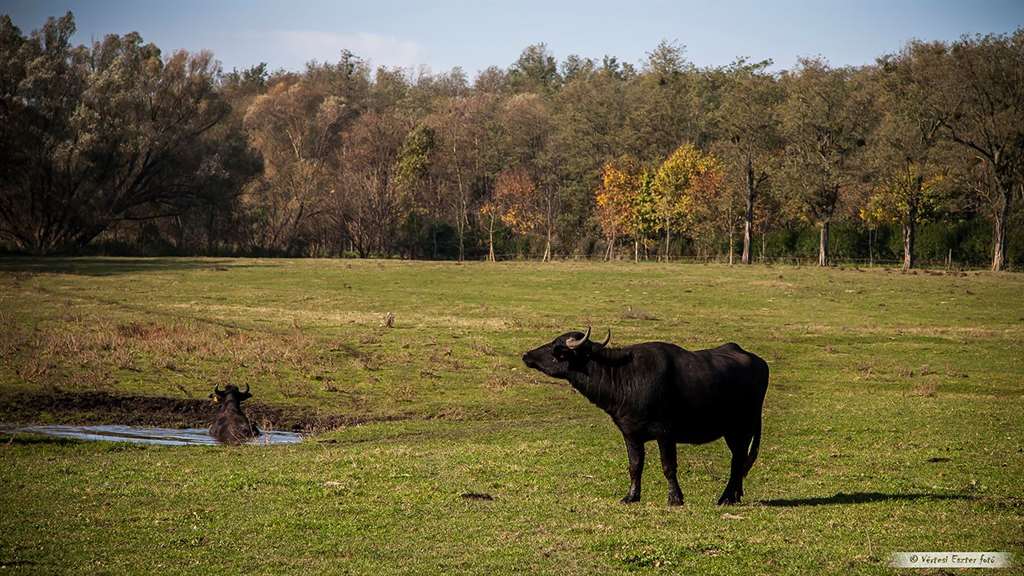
[209,384,261,445]
[522,327,769,506]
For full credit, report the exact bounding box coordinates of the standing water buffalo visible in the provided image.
[522,328,768,505]
[209,384,261,445]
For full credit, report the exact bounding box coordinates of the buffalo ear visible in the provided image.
[240,391,252,401]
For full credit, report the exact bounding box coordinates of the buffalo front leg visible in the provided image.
[657,438,684,506]
[621,436,644,503]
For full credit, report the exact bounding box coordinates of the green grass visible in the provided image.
[1,258,1022,575]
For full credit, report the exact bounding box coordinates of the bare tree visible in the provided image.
[332,112,409,257]
[713,59,784,264]
[242,79,346,252]
[780,59,876,266]
[927,32,1024,271]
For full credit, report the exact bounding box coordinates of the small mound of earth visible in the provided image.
[0,390,404,433]
[461,492,495,501]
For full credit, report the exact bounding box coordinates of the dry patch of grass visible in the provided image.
[164,303,514,330]
[0,313,328,396]
[908,380,939,397]
[790,322,1015,339]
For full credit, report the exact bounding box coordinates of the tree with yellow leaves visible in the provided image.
[595,157,640,260]
[630,170,660,261]
[481,167,543,261]
[861,165,945,271]
[653,144,728,261]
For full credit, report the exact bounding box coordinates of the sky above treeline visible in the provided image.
[4,0,1023,76]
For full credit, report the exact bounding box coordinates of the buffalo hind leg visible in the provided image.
[657,438,684,506]
[621,436,644,503]
[717,434,751,505]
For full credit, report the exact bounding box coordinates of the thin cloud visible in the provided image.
[270,30,424,70]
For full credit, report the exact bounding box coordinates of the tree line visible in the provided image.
[1,13,1022,270]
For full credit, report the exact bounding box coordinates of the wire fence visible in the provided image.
[478,252,1002,271]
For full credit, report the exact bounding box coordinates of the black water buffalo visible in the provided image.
[209,384,261,445]
[522,327,768,506]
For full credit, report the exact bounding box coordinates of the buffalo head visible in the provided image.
[209,384,252,405]
[522,326,611,378]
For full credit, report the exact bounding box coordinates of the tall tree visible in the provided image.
[928,31,1024,271]
[629,170,659,262]
[507,44,561,94]
[242,78,347,252]
[394,123,440,258]
[332,111,409,257]
[624,41,698,160]
[0,14,231,254]
[481,167,540,260]
[595,157,640,260]
[551,59,631,249]
[869,42,949,270]
[429,93,499,261]
[712,59,784,264]
[860,166,946,269]
[780,58,876,266]
[654,144,729,260]
[501,93,556,260]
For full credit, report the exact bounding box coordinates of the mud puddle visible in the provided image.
[0,390,406,432]
[5,424,301,446]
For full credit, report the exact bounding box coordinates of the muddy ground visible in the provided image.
[0,389,404,433]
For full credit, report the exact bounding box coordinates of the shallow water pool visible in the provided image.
[6,424,303,446]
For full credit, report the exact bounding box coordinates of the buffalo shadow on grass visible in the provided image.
[0,257,271,277]
[760,491,975,507]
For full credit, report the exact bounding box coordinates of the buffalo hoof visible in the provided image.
[620,494,641,504]
[667,493,684,506]
[716,493,741,505]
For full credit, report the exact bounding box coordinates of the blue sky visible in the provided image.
[4,0,1023,76]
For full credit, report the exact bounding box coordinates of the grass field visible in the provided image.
[1,258,1022,575]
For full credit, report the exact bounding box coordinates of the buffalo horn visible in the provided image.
[566,326,592,349]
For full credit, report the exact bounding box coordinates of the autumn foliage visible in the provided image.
[1,14,1021,268]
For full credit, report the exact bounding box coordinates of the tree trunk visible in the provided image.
[634,239,639,263]
[456,197,465,261]
[175,215,185,251]
[818,220,830,267]
[741,157,755,264]
[487,214,495,262]
[990,179,1011,272]
[902,206,917,272]
[760,230,766,263]
[542,205,553,262]
[868,228,874,266]
[664,220,671,262]
[206,205,216,255]
[728,223,735,266]
[452,140,466,262]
